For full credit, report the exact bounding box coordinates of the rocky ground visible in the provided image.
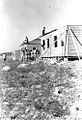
[0,59,82,120]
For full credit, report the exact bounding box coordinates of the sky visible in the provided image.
[0,0,82,53]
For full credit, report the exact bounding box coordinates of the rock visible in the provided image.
[34,99,44,110]
[35,85,42,89]
[58,90,62,94]
[9,106,20,117]
[32,111,39,119]
[17,64,27,68]
[76,107,79,111]
[31,61,35,65]
[2,66,10,71]
[49,59,56,65]
[54,87,59,95]
[25,107,30,113]
[39,70,46,75]
[1,117,10,120]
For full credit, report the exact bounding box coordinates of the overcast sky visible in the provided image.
[0,0,82,53]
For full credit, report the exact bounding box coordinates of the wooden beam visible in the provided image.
[71,29,82,47]
[64,29,68,57]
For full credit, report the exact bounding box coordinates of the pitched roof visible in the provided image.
[21,28,58,46]
[42,29,57,36]
[37,29,57,38]
[29,38,41,45]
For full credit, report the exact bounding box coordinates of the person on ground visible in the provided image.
[3,53,7,62]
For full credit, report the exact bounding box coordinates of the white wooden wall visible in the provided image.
[41,26,67,57]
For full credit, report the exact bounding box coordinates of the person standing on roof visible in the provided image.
[25,36,29,44]
[42,27,46,36]
[21,36,29,46]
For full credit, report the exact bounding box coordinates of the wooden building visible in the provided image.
[40,25,82,60]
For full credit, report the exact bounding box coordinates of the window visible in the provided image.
[47,38,49,48]
[54,36,57,40]
[61,40,64,47]
[54,36,57,47]
[42,40,45,50]
[43,40,45,46]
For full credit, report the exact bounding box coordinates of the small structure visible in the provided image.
[39,25,82,60]
[2,66,10,71]
[13,50,21,60]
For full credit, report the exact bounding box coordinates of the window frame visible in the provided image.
[47,38,49,48]
[43,40,45,50]
[61,40,64,47]
[54,36,57,47]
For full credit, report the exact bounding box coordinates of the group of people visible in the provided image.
[21,47,40,62]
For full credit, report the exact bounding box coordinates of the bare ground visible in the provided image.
[0,59,82,120]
